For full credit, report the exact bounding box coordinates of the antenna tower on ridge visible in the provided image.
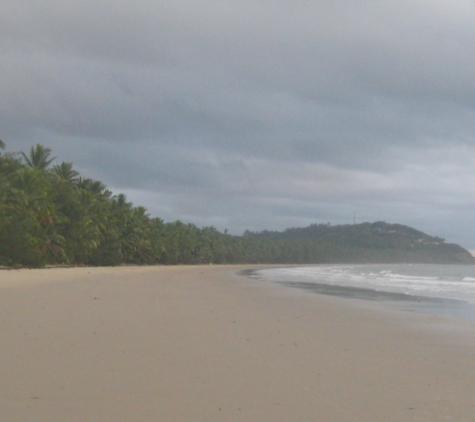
[354,212,357,225]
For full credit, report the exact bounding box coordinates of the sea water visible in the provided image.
[249,264,475,322]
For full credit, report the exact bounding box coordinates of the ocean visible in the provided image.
[248,264,475,322]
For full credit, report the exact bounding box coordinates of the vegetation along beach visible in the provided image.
[1,144,473,268]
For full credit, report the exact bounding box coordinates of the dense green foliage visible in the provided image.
[243,222,474,264]
[1,144,473,267]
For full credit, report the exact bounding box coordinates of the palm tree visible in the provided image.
[1,167,63,266]
[21,144,56,170]
[52,162,79,183]
[76,178,110,196]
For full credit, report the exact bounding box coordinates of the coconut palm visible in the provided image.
[21,144,56,170]
[1,167,65,266]
[52,162,80,183]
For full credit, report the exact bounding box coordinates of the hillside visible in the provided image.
[244,221,475,264]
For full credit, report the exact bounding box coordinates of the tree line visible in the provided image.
[1,143,473,267]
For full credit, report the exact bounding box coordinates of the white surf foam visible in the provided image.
[255,264,475,304]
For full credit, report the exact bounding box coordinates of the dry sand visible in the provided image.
[1,265,474,422]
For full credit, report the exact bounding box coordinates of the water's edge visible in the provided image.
[239,268,475,323]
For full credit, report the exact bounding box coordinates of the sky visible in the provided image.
[2,0,475,249]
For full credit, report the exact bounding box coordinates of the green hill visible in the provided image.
[243,222,475,264]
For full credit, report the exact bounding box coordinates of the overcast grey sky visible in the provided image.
[2,0,475,248]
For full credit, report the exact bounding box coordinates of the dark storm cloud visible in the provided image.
[2,0,475,247]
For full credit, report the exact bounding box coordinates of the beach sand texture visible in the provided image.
[1,265,474,422]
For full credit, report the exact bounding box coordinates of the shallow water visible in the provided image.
[246,264,475,322]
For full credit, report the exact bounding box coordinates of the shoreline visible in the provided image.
[1,265,474,421]
[246,264,475,324]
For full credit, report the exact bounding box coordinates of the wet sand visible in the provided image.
[1,265,474,421]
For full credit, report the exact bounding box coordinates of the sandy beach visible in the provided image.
[1,265,474,422]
